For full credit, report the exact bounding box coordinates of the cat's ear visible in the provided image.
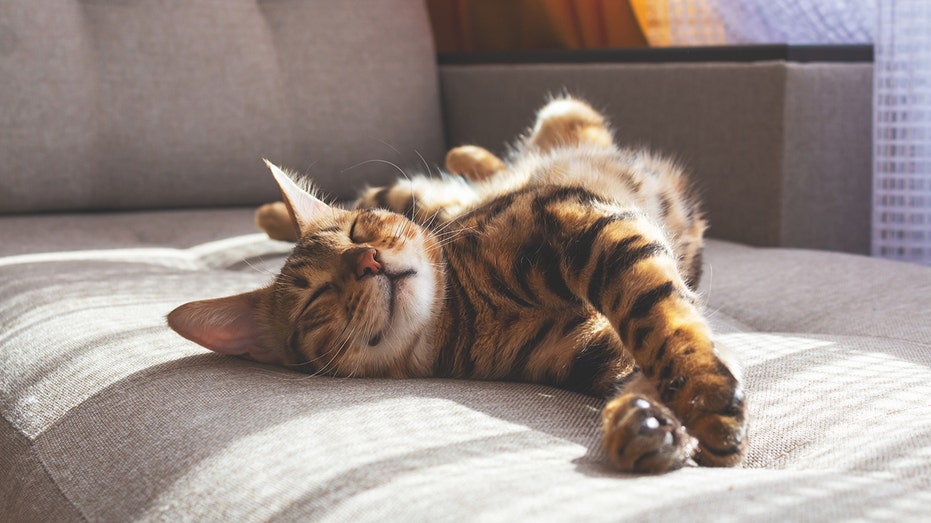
[263,159,335,237]
[167,288,277,364]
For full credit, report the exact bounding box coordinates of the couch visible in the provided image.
[2,1,930,521]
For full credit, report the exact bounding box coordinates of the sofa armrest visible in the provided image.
[438,46,873,254]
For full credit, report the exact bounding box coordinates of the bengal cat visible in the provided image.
[168,96,747,473]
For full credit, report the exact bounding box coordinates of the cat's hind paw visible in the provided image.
[528,96,615,153]
[602,394,696,473]
[445,145,505,181]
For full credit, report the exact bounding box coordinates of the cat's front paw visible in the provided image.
[668,367,747,467]
[255,202,298,242]
[602,394,696,473]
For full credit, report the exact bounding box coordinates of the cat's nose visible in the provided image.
[348,247,383,279]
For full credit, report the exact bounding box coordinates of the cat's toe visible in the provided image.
[602,395,696,473]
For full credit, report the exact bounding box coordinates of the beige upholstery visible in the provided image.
[1,209,929,520]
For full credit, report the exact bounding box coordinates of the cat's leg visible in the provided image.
[445,145,505,181]
[545,199,747,468]
[557,315,695,472]
[256,202,298,242]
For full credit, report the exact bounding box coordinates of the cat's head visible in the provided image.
[167,161,444,377]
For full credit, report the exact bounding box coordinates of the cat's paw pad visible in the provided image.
[602,395,696,473]
[676,375,747,467]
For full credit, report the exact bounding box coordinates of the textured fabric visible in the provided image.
[0,420,84,522]
[781,63,873,253]
[0,208,263,257]
[0,0,444,213]
[2,209,930,521]
[439,61,873,254]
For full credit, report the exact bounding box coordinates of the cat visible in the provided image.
[168,96,747,473]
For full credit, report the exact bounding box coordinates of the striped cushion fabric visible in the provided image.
[2,210,930,521]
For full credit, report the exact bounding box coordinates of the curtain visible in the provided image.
[426,0,647,53]
[873,1,931,264]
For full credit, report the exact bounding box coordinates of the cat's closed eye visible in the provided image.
[348,218,361,243]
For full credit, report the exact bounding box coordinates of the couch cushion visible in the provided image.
[2,211,930,521]
[0,208,264,257]
[0,0,444,213]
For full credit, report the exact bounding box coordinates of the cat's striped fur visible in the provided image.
[169,97,747,473]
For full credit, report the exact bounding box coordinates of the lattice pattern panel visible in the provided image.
[873,0,931,264]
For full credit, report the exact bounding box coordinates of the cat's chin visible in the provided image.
[363,269,419,346]
[353,265,437,374]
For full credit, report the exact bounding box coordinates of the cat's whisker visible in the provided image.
[405,220,416,243]
[341,158,410,181]
[413,149,434,179]
[287,318,357,374]
[432,220,482,240]
[429,231,479,250]
[408,181,417,221]
[703,305,724,321]
[432,226,475,239]
[285,331,347,370]
[702,263,714,306]
[430,215,460,234]
[700,264,721,320]
[368,137,403,159]
[421,211,443,232]
[311,325,355,378]
[240,257,277,278]
[429,223,475,238]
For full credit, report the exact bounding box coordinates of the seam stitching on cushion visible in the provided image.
[31,445,93,523]
[0,416,91,522]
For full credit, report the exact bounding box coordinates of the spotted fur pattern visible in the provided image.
[170,96,747,473]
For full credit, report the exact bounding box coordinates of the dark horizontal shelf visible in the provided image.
[438,44,874,66]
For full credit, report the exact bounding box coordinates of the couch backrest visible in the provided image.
[0,0,444,213]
